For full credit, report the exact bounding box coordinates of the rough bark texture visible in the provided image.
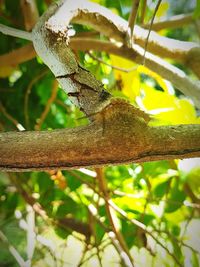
[1,101,200,171]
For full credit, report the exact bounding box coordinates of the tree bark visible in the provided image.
[1,101,200,171]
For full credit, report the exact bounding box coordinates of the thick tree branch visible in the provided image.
[0,101,200,171]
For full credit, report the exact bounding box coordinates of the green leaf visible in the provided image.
[54,226,70,239]
[154,180,169,198]
[55,198,78,218]
[191,251,200,267]
[165,180,186,213]
[95,223,105,244]
[194,0,200,18]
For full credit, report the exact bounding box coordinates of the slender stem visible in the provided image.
[143,0,162,65]
[0,23,32,41]
[24,70,48,129]
[0,231,26,267]
[128,0,141,37]
[109,201,182,267]
[140,0,147,24]
[143,13,194,31]
[96,168,134,267]
[0,101,25,131]
[20,0,39,31]
[35,80,58,130]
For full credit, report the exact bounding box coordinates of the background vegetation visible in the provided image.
[0,0,200,266]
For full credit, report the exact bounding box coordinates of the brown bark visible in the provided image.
[20,0,39,31]
[1,100,200,171]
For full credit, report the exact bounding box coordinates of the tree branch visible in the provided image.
[0,44,36,67]
[70,38,200,108]
[66,0,200,76]
[20,0,39,31]
[0,101,200,171]
[128,0,141,40]
[142,0,162,65]
[39,0,200,106]
[1,1,200,107]
[96,168,134,266]
[143,13,194,31]
[0,23,32,40]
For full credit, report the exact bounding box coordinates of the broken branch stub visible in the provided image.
[32,0,113,117]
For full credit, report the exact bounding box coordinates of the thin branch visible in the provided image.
[109,201,182,267]
[96,168,134,267]
[24,69,48,129]
[143,13,194,31]
[128,0,141,39]
[86,203,130,267]
[35,80,58,130]
[0,23,32,41]
[73,167,183,267]
[143,0,162,65]
[140,0,147,24]
[9,173,91,238]
[0,101,25,131]
[20,0,39,31]
[0,44,36,67]
[0,231,26,267]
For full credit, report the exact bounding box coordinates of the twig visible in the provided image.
[128,0,141,39]
[20,0,39,31]
[0,23,32,41]
[35,80,58,130]
[140,0,147,24]
[143,13,194,31]
[78,242,109,267]
[24,69,48,129]
[109,200,183,267]
[0,230,26,267]
[0,101,25,131]
[95,168,134,267]
[86,202,129,267]
[143,0,162,65]
[69,167,192,266]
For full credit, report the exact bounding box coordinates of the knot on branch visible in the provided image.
[93,98,150,132]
